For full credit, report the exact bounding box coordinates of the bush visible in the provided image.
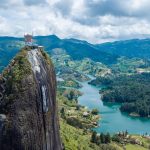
[91,109,99,115]
[112,134,121,143]
[66,117,83,128]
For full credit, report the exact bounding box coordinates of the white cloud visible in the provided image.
[0,0,150,43]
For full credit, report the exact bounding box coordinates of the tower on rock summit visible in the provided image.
[24,33,33,46]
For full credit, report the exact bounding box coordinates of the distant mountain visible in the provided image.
[96,39,150,59]
[0,35,117,72]
[0,37,24,72]
[34,35,118,64]
[1,35,150,73]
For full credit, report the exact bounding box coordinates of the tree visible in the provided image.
[125,130,128,137]
[112,134,121,143]
[100,133,105,143]
[69,90,74,100]
[60,107,65,119]
[105,133,111,143]
[91,131,97,143]
[96,136,101,145]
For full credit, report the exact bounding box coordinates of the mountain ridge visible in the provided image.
[95,38,150,59]
[1,35,150,73]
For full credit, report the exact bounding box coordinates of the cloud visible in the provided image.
[0,0,150,43]
[54,0,73,16]
[24,0,47,6]
[0,0,23,8]
[84,0,150,18]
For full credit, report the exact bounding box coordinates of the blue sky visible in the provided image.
[0,0,150,43]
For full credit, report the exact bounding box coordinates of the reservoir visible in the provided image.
[78,81,150,134]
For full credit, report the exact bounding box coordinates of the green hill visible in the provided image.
[96,39,150,59]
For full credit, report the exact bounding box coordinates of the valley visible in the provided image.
[2,0,150,149]
[1,36,150,149]
[78,80,150,134]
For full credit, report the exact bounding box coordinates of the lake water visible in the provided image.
[78,81,150,135]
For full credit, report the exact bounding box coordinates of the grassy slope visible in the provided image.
[60,120,100,150]
[57,84,150,150]
[60,121,150,150]
[125,144,147,150]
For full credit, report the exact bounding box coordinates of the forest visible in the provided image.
[96,73,150,117]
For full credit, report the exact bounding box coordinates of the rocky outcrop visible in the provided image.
[0,46,62,150]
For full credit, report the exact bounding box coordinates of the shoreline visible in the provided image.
[77,78,150,135]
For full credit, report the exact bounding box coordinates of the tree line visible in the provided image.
[99,73,150,117]
[91,131,111,145]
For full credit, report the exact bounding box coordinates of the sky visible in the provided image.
[1,0,150,43]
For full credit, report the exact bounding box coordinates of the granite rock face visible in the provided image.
[0,47,62,150]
